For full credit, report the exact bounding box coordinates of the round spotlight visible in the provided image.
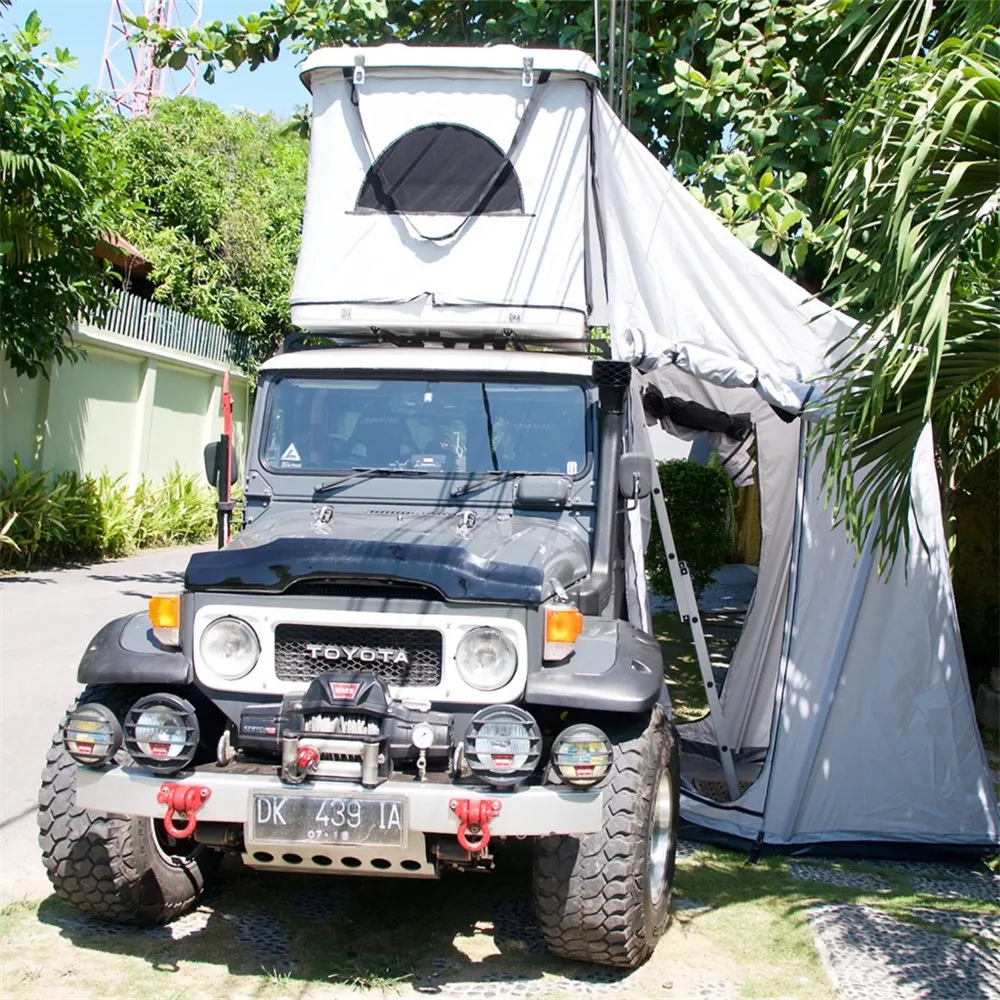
[455,627,517,691]
[464,705,541,787]
[199,617,260,680]
[63,704,123,767]
[551,724,613,787]
[124,694,199,775]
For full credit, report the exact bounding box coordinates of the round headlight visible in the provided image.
[63,704,122,767]
[199,616,260,680]
[465,705,542,787]
[455,627,517,691]
[551,724,613,787]
[124,694,199,774]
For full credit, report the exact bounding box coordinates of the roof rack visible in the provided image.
[277,330,609,357]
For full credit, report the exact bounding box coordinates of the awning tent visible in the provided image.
[293,44,999,850]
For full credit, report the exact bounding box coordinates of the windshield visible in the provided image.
[262,376,588,478]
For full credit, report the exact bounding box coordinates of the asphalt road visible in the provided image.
[0,545,206,904]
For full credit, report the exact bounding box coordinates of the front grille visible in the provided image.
[274,624,443,687]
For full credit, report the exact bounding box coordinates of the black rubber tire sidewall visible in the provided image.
[38,683,221,924]
[532,706,680,968]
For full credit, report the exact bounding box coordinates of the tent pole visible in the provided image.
[650,479,740,800]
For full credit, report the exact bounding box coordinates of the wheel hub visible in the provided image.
[647,769,674,905]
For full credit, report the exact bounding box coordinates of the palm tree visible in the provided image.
[818,7,999,567]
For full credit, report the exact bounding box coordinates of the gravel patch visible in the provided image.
[808,903,1000,1000]
[789,863,891,892]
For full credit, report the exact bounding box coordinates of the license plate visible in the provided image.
[250,793,406,847]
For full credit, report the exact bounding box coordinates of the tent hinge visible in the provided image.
[353,55,365,86]
[522,56,534,88]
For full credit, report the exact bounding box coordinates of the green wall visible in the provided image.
[0,328,248,485]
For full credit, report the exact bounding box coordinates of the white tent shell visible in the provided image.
[294,44,999,850]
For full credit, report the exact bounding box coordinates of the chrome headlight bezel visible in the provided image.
[454,626,517,691]
[199,616,260,680]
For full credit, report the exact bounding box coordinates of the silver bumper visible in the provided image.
[75,765,603,836]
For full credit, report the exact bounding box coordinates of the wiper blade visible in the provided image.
[450,470,525,498]
[314,467,429,495]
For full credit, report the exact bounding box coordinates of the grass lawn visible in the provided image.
[652,610,709,721]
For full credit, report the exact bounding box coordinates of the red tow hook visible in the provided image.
[157,783,211,839]
[449,797,502,853]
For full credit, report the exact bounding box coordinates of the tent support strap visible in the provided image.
[650,481,740,800]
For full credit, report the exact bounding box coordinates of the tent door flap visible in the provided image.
[651,481,740,799]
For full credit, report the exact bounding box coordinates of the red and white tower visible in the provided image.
[99,1,203,116]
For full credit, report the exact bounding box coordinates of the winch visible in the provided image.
[233,672,452,786]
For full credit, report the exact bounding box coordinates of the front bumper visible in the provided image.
[76,765,603,837]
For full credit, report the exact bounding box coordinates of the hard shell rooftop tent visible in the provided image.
[293,44,999,851]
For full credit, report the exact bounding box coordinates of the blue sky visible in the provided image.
[10,0,308,116]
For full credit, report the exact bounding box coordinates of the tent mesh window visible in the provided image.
[356,124,524,215]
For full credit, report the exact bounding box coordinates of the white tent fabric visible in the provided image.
[293,45,999,848]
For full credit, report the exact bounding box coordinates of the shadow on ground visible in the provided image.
[35,845,635,998]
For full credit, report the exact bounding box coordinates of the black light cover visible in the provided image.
[124,693,200,775]
[464,705,542,788]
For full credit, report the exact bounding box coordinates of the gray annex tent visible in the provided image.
[292,43,999,850]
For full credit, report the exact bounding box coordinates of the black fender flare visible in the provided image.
[524,619,664,713]
[77,613,193,686]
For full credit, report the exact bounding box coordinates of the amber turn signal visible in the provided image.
[543,603,583,661]
[149,595,180,648]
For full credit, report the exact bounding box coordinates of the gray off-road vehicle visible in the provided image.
[37,339,679,969]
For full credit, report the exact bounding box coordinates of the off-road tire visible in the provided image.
[532,706,680,968]
[38,684,221,924]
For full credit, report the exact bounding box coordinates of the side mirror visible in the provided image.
[619,451,655,500]
[204,441,239,488]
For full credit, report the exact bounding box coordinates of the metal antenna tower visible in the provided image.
[99,1,203,116]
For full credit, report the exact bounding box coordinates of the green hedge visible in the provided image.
[646,459,733,598]
[0,457,217,570]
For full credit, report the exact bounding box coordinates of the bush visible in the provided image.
[0,458,217,570]
[646,459,733,599]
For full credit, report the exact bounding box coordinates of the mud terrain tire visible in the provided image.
[38,684,221,924]
[532,706,679,968]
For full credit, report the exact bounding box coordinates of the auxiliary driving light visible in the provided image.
[199,616,260,680]
[464,705,542,787]
[124,694,200,775]
[63,704,122,767]
[551,724,613,786]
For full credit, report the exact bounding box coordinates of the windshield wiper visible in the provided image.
[314,467,429,495]
[450,470,529,498]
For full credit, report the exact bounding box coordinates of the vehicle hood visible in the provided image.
[185,503,591,604]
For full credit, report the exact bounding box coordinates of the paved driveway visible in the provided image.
[0,546,206,903]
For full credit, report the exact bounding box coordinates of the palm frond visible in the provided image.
[819,29,1000,568]
[0,149,82,190]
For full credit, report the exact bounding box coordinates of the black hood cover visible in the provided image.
[185,504,591,604]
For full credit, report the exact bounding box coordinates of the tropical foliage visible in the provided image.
[646,459,734,599]
[0,12,132,377]
[817,4,1000,565]
[0,458,218,569]
[116,98,309,361]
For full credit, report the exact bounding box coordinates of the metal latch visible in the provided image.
[522,56,534,88]
[353,54,365,86]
